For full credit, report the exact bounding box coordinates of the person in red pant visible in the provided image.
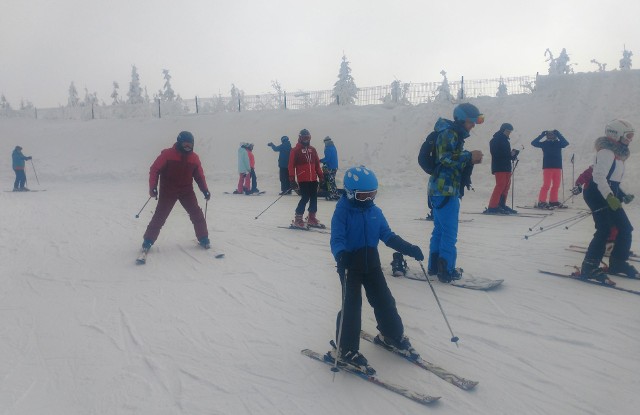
[486,123,519,214]
[288,129,324,228]
[142,131,211,251]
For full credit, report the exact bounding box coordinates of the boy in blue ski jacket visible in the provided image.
[326,166,424,374]
[12,146,32,191]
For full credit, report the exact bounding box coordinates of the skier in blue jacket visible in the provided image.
[326,166,424,375]
[12,146,32,191]
[320,136,340,200]
[267,136,292,194]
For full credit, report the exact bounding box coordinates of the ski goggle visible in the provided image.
[354,190,377,201]
[181,142,193,151]
[623,131,634,140]
[470,114,484,125]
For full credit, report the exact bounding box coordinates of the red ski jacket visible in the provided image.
[288,143,323,183]
[149,144,209,194]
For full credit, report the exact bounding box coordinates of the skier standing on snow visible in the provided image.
[234,142,251,194]
[141,131,211,251]
[580,119,637,280]
[320,136,340,200]
[246,143,260,194]
[327,166,424,374]
[427,103,484,283]
[267,136,292,194]
[12,146,32,191]
[531,129,569,208]
[485,123,519,214]
[288,129,324,228]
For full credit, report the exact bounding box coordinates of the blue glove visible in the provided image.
[203,190,211,201]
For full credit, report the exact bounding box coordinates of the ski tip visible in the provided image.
[214,253,225,259]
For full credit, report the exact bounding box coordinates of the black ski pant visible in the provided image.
[295,181,318,215]
[250,168,258,192]
[583,185,633,263]
[14,169,27,189]
[279,168,290,193]
[335,263,404,353]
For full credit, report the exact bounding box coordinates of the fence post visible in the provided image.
[157,99,161,118]
[195,96,199,114]
[284,91,287,109]
[238,98,241,112]
[35,107,38,120]
[459,76,465,100]
[91,103,95,119]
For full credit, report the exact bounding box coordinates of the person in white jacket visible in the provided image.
[234,143,251,194]
[580,119,637,282]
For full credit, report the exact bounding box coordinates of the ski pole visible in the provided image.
[571,154,575,204]
[332,268,349,378]
[254,186,294,220]
[417,262,459,347]
[30,159,40,185]
[135,196,153,218]
[205,199,208,220]
[524,207,606,239]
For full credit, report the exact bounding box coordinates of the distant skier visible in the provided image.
[531,129,569,208]
[288,129,324,228]
[246,143,260,194]
[141,131,211,252]
[12,146,32,191]
[234,142,251,194]
[580,119,637,281]
[320,136,340,200]
[267,136,292,194]
[485,123,519,214]
[327,166,424,375]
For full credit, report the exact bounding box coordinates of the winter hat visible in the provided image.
[299,129,310,137]
[324,136,332,142]
[281,136,289,142]
[500,123,514,132]
[15,145,22,151]
[177,131,194,144]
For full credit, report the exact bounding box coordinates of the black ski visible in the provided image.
[278,225,329,234]
[301,349,440,406]
[359,331,478,390]
[538,269,640,296]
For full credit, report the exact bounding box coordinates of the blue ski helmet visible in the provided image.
[453,103,483,124]
[343,166,378,200]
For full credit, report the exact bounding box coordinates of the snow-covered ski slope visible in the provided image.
[1,70,639,414]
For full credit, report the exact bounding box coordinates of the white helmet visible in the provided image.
[605,119,634,141]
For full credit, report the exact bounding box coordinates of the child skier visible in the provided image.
[288,129,324,228]
[326,166,424,374]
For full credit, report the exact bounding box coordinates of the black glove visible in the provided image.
[150,188,158,198]
[289,178,299,190]
[407,245,424,261]
[541,130,547,136]
[268,142,274,147]
[26,156,32,160]
[570,186,582,196]
[511,149,520,160]
[203,190,211,201]
[337,251,351,270]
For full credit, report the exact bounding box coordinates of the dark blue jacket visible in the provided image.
[330,196,397,265]
[489,131,513,173]
[269,141,291,169]
[531,132,569,169]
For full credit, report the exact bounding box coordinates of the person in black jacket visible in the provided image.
[531,129,569,208]
[486,123,519,214]
[267,136,292,194]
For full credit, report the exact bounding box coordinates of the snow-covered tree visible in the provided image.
[228,84,245,112]
[1,94,12,110]
[620,48,633,70]
[84,88,98,106]
[161,69,175,101]
[545,48,574,75]
[20,99,34,110]
[111,81,120,105]
[271,80,285,109]
[332,54,358,105]
[68,82,80,107]
[496,77,508,97]
[590,59,607,72]
[126,65,145,104]
[435,70,454,102]
[381,80,410,105]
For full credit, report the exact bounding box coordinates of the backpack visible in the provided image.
[418,130,439,175]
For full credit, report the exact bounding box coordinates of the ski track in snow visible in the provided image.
[2,80,640,414]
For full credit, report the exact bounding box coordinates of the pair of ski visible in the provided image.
[302,331,478,407]
[538,268,640,296]
[136,244,225,264]
[278,225,329,234]
[414,218,474,223]
[565,245,639,263]
[464,211,550,219]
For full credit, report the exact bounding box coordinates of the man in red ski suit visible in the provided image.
[288,128,324,228]
[142,131,211,250]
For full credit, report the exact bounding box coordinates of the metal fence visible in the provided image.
[1,75,537,120]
